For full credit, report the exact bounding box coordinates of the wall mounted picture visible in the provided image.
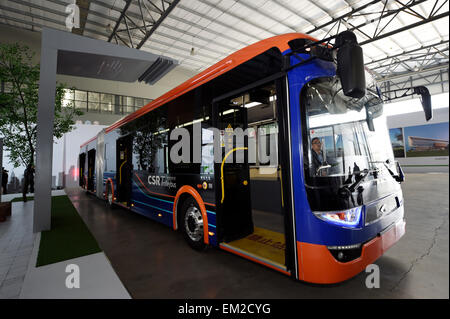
[404,122,449,157]
[389,127,405,158]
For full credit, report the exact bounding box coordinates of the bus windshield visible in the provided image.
[302,77,396,185]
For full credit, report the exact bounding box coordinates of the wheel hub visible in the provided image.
[184,206,203,242]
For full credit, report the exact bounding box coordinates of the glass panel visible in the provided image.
[258,123,278,166]
[88,92,99,103]
[302,76,394,180]
[101,103,113,113]
[115,104,123,115]
[125,96,135,106]
[125,105,135,113]
[135,98,144,108]
[100,93,113,103]
[89,101,99,112]
[74,101,87,110]
[75,90,87,101]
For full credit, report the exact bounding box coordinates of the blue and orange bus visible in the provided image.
[79,31,412,284]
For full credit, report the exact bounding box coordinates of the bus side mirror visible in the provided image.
[414,86,433,121]
[335,31,366,99]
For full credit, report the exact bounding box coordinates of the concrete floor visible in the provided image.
[66,173,449,299]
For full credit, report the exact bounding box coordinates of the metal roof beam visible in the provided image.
[108,0,132,42]
[366,40,449,65]
[371,49,448,72]
[90,0,266,50]
[40,0,242,54]
[306,0,427,38]
[377,63,449,82]
[90,0,251,48]
[136,0,180,49]
[359,10,449,46]
[44,0,116,23]
[381,69,448,91]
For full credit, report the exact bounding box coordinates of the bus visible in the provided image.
[79,31,413,284]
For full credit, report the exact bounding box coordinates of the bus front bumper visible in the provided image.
[296,218,406,284]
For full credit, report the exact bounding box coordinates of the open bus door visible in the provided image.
[213,80,292,274]
[87,149,96,191]
[214,98,254,243]
[116,135,133,206]
[79,152,86,188]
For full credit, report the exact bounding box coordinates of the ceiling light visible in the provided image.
[245,102,262,108]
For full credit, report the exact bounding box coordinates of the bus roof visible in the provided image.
[80,32,317,147]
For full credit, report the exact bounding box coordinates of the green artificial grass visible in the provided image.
[36,195,101,267]
[10,196,34,202]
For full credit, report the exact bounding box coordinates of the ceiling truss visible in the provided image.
[0,0,448,93]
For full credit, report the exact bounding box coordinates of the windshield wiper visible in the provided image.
[348,168,370,192]
[370,159,405,183]
[338,167,370,199]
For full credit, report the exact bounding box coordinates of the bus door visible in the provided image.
[116,135,133,205]
[213,96,253,243]
[79,152,86,188]
[87,149,96,191]
[214,80,292,272]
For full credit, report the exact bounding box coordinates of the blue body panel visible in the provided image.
[102,169,219,247]
[131,177,174,226]
[285,52,404,246]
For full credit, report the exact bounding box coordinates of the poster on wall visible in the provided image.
[389,127,405,158]
[404,122,449,157]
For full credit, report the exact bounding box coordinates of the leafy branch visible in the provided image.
[0,43,83,168]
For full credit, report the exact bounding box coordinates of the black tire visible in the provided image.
[180,197,207,251]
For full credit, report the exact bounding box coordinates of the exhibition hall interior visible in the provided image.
[0,0,448,301]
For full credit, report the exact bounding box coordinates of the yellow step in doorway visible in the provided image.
[220,227,287,274]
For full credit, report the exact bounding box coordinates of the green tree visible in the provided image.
[0,43,82,168]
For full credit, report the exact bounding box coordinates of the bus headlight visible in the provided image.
[313,206,363,228]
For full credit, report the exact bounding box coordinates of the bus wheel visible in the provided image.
[180,198,206,251]
[106,183,114,208]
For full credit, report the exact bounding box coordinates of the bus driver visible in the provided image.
[311,137,327,176]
